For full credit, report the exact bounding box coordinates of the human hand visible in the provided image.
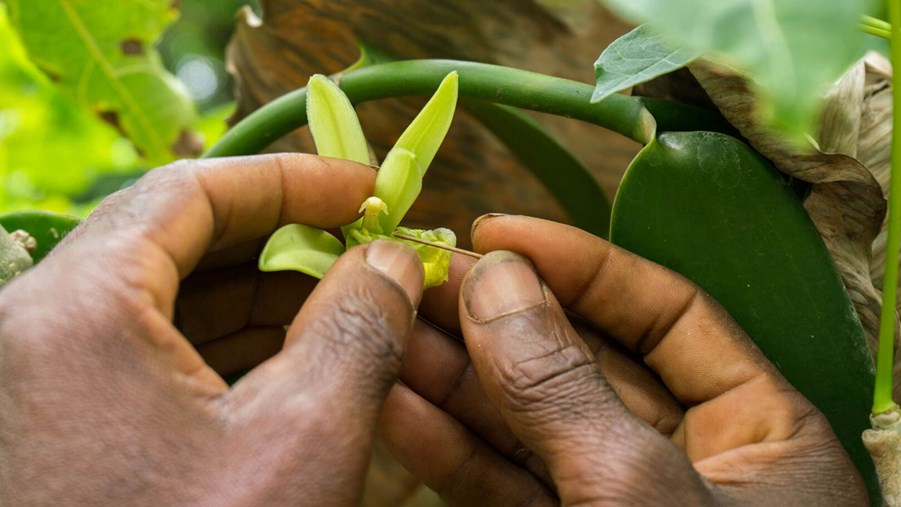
[381,214,867,506]
[0,155,425,506]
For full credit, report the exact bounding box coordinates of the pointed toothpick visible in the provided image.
[391,232,483,259]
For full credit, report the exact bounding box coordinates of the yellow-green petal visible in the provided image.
[395,226,457,288]
[374,148,422,233]
[259,224,344,279]
[306,74,370,164]
[375,71,458,232]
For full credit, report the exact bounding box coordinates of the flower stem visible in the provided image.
[860,15,892,39]
[873,2,901,415]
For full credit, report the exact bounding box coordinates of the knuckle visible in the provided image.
[310,286,407,384]
[498,341,611,420]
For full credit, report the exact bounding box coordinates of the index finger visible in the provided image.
[471,214,771,407]
[66,154,376,316]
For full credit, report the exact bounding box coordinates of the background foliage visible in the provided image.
[0,0,257,215]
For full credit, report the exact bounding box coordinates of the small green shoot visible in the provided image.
[873,5,901,416]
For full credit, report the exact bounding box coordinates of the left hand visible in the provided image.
[0,154,426,506]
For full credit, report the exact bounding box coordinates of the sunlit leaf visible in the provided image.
[592,24,700,104]
[306,74,370,164]
[258,224,344,278]
[0,5,139,214]
[6,0,199,164]
[596,0,875,135]
[197,101,236,151]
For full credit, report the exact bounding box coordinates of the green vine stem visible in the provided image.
[205,59,728,159]
[874,4,901,415]
[861,14,892,40]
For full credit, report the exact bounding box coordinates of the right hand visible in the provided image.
[382,214,867,506]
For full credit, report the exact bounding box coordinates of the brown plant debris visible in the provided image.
[689,56,897,395]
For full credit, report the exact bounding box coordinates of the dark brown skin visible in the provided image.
[0,155,866,505]
[0,154,424,506]
[384,215,869,506]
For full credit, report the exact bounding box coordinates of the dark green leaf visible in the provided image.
[610,131,879,503]
[463,100,610,238]
[592,24,700,104]
[0,210,81,262]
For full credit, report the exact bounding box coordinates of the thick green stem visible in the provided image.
[861,15,892,39]
[874,2,901,415]
[205,60,686,158]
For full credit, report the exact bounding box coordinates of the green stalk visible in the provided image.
[860,22,891,40]
[204,60,707,158]
[863,14,893,32]
[873,2,901,415]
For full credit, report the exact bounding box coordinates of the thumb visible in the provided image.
[221,240,423,502]
[459,251,712,505]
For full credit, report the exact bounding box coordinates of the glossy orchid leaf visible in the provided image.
[374,71,458,233]
[258,224,345,278]
[306,74,371,165]
[611,131,878,501]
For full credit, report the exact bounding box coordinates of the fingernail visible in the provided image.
[464,251,545,321]
[366,240,423,305]
[470,213,508,241]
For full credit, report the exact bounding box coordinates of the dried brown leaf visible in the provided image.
[690,58,897,393]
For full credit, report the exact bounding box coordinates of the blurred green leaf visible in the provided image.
[592,24,700,104]
[611,131,879,502]
[197,101,235,150]
[6,0,199,164]
[259,224,345,279]
[596,0,875,135]
[0,4,140,215]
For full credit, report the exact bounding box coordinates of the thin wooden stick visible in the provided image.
[392,232,483,259]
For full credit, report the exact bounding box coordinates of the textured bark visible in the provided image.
[0,226,33,288]
[227,0,639,248]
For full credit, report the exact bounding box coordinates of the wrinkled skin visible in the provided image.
[0,155,866,505]
[386,215,868,506]
[0,155,424,506]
